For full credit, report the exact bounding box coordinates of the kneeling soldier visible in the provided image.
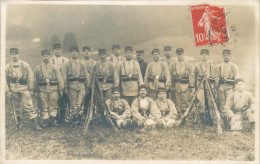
[131,85,163,129]
[155,88,178,128]
[106,87,132,128]
[223,78,255,134]
[34,50,64,127]
[5,48,42,130]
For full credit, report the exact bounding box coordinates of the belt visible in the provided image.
[10,79,28,85]
[121,75,138,82]
[68,77,86,82]
[173,78,189,84]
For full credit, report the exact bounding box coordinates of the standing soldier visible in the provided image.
[144,48,171,100]
[169,48,192,117]
[136,50,148,79]
[81,46,96,74]
[62,46,89,124]
[163,46,176,67]
[5,48,42,130]
[34,50,64,127]
[190,49,218,124]
[107,44,125,73]
[119,46,143,105]
[216,49,240,127]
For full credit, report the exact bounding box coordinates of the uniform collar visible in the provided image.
[11,60,21,67]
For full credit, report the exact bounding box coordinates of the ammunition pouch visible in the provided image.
[158,77,166,83]
[9,76,17,83]
[97,76,104,82]
[208,77,215,83]
[18,79,27,85]
[219,78,234,85]
[120,75,138,82]
[113,108,124,115]
[97,76,114,83]
[147,76,155,82]
[39,80,48,86]
[68,76,86,83]
[106,78,114,83]
[161,111,170,117]
[173,77,189,84]
[49,80,58,86]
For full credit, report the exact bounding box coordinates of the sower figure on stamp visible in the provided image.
[169,48,192,118]
[223,78,255,134]
[106,87,133,129]
[34,50,64,127]
[5,48,42,130]
[144,48,171,100]
[91,49,119,117]
[62,46,89,124]
[190,49,219,124]
[136,50,148,79]
[155,88,179,128]
[131,85,163,130]
[107,44,126,73]
[119,46,144,105]
[216,49,240,129]
[50,44,69,122]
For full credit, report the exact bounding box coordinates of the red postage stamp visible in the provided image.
[191,4,229,46]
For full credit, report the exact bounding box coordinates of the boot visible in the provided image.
[125,118,132,129]
[51,117,59,127]
[41,118,50,128]
[31,118,42,130]
[132,119,139,129]
[251,122,255,134]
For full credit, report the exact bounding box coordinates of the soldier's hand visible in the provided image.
[59,91,63,97]
[64,89,68,95]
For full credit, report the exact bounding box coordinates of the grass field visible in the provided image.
[5,103,255,161]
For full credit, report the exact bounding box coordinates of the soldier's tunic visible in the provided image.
[91,61,119,101]
[106,98,132,127]
[155,98,178,127]
[137,59,148,79]
[35,62,64,119]
[5,60,38,119]
[144,61,171,100]
[224,90,255,130]
[131,96,162,127]
[82,58,96,74]
[62,59,89,115]
[169,60,192,114]
[161,57,176,68]
[107,55,125,73]
[119,59,143,105]
[216,62,240,112]
[190,61,218,114]
[50,55,69,70]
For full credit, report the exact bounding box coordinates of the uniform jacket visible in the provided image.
[107,55,126,73]
[137,59,148,79]
[155,99,178,120]
[34,62,64,93]
[106,98,131,119]
[50,55,69,70]
[82,58,96,74]
[5,60,34,93]
[119,59,144,96]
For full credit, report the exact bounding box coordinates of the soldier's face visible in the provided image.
[136,53,143,61]
[201,53,209,61]
[165,50,172,58]
[177,53,184,61]
[42,54,50,63]
[71,50,79,59]
[139,88,147,97]
[99,53,107,61]
[125,50,133,60]
[113,48,120,56]
[152,52,160,61]
[235,82,245,92]
[54,48,62,55]
[223,53,231,63]
[112,91,120,100]
[158,91,166,101]
[83,50,91,59]
[10,53,19,62]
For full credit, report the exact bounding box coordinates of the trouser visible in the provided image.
[69,88,85,116]
[122,96,136,106]
[161,117,176,127]
[230,110,255,131]
[148,89,157,100]
[173,90,190,115]
[40,91,59,119]
[97,88,112,113]
[217,86,233,113]
[111,116,130,128]
[11,90,38,119]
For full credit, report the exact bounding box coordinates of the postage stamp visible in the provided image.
[191,4,229,46]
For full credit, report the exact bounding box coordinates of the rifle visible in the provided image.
[57,93,62,122]
[203,79,213,125]
[33,92,41,119]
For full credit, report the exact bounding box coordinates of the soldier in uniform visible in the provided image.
[107,44,125,73]
[5,48,42,130]
[81,46,96,74]
[155,88,179,128]
[136,50,148,79]
[144,48,171,100]
[106,87,133,129]
[169,48,192,117]
[223,78,255,134]
[34,50,64,127]
[131,85,163,129]
[119,46,143,105]
[190,49,218,124]
[62,46,89,124]
[163,46,176,67]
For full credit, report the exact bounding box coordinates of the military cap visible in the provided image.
[125,46,133,52]
[164,46,172,51]
[53,44,61,49]
[176,48,184,54]
[222,49,231,54]
[234,78,245,85]
[98,49,106,54]
[82,46,91,51]
[112,87,120,93]
[138,84,147,91]
[136,50,144,54]
[152,48,160,54]
[10,48,19,54]
[41,50,50,55]
[112,44,120,49]
[200,49,209,54]
[70,46,79,52]
[156,87,166,94]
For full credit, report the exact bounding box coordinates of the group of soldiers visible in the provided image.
[5,43,255,134]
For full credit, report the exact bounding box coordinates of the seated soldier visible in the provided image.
[131,85,163,130]
[106,87,132,129]
[155,88,179,128]
[223,78,255,134]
